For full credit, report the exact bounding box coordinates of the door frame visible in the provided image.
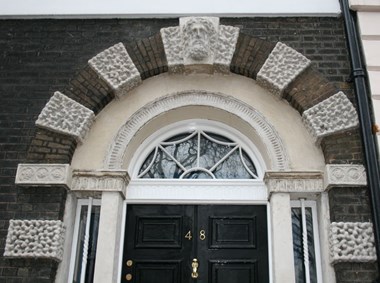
[116,185,273,283]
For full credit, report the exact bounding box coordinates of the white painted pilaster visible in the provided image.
[270,193,296,283]
[93,192,124,283]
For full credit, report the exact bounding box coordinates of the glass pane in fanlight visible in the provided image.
[162,134,198,169]
[140,149,183,179]
[214,150,253,179]
[182,170,213,179]
[241,149,257,177]
[199,133,235,169]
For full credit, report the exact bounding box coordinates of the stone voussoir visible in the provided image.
[257,42,311,96]
[302,91,359,143]
[36,91,95,143]
[88,42,142,97]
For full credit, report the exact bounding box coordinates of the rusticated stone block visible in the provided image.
[302,91,359,143]
[330,222,376,264]
[160,26,184,73]
[36,92,95,143]
[4,220,65,261]
[214,25,240,73]
[88,42,141,96]
[257,42,311,96]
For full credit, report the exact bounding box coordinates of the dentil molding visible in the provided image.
[36,91,95,143]
[4,220,65,261]
[15,164,72,187]
[330,222,376,263]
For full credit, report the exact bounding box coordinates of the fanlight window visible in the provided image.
[138,130,258,179]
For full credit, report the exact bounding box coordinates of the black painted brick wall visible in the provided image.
[0,17,370,282]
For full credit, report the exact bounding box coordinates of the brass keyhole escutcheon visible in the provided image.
[126,260,133,267]
[126,274,132,281]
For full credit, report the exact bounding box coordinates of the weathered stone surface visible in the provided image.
[4,220,65,261]
[71,170,130,198]
[36,92,94,143]
[214,25,240,73]
[88,42,141,96]
[161,17,239,73]
[325,164,366,189]
[264,171,324,194]
[302,91,359,143]
[330,222,376,263]
[257,42,311,96]
[15,164,71,187]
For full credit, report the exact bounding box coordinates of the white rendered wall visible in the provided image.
[0,0,340,18]
[350,1,380,149]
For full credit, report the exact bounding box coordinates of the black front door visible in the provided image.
[121,205,268,283]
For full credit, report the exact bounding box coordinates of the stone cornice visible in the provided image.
[264,171,324,194]
[15,164,72,188]
[71,170,130,198]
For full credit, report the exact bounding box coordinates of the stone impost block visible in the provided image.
[264,171,324,195]
[325,164,367,189]
[302,91,359,143]
[257,42,311,96]
[71,170,130,199]
[15,164,72,187]
[89,42,141,96]
[4,220,65,261]
[36,91,95,143]
[330,222,376,264]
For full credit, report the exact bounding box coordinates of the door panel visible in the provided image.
[121,205,268,283]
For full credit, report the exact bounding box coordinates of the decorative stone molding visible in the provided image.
[325,164,367,189]
[4,220,65,261]
[330,222,376,263]
[302,91,359,143]
[105,90,289,171]
[15,164,72,187]
[264,171,324,194]
[88,42,141,96]
[36,91,95,142]
[256,42,311,96]
[71,170,130,198]
[161,17,239,74]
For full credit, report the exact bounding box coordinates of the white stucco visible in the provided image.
[71,73,325,172]
[0,0,341,18]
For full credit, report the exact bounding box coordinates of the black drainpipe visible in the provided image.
[340,0,380,278]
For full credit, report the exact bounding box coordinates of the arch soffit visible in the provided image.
[30,16,359,171]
